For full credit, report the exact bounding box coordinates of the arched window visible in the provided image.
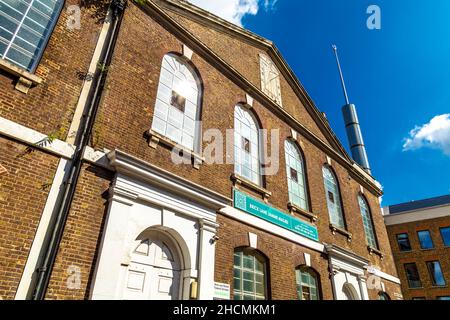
[378,292,391,300]
[295,266,320,300]
[322,166,345,228]
[358,195,378,248]
[285,140,308,211]
[234,105,261,185]
[151,53,201,150]
[233,249,267,300]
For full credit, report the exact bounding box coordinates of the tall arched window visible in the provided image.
[151,53,201,150]
[322,166,345,229]
[285,140,308,211]
[234,105,261,185]
[233,249,267,300]
[358,195,378,248]
[295,266,320,300]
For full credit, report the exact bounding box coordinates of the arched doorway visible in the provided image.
[122,231,183,300]
[342,283,360,300]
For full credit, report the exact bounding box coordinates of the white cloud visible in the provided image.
[403,114,450,156]
[187,0,278,26]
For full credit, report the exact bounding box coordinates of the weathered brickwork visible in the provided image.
[0,0,108,139]
[0,138,59,300]
[164,10,333,144]
[386,216,450,300]
[0,0,401,300]
[215,215,333,300]
[88,3,400,299]
[45,164,113,300]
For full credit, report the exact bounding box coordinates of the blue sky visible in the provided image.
[189,0,450,206]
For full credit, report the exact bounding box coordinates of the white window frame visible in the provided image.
[285,140,308,211]
[0,0,64,71]
[234,105,261,186]
[322,166,345,229]
[296,267,319,300]
[151,53,202,151]
[358,195,377,248]
[233,249,267,300]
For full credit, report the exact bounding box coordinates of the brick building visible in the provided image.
[384,195,450,300]
[0,0,401,300]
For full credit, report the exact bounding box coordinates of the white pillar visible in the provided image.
[357,275,369,300]
[197,220,218,300]
[90,196,133,300]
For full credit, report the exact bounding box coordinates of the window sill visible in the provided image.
[231,173,272,202]
[145,129,205,169]
[329,224,352,242]
[288,202,317,223]
[0,58,42,94]
[368,245,384,259]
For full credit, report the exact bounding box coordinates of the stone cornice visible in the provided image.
[107,149,232,210]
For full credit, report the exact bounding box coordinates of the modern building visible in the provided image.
[384,195,450,300]
[0,0,401,300]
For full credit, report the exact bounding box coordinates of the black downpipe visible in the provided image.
[31,0,127,300]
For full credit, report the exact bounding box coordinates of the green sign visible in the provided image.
[233,189,319,242]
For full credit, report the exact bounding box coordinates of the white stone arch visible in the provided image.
[342,282,360,300]
[124,225,193,300]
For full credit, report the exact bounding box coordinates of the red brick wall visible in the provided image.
[90,4,399,290]
[386,215,450,300]
[0,0,108,139]
[215,214,334,300]
[0,137,59,300]
[161,7,331,146]
[45,163,113,300]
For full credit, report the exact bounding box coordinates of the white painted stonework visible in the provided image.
[326,245,369,300]
[90,150,229,300]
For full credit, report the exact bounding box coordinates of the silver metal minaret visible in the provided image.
[332,45,371,174]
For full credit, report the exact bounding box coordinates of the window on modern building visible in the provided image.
[358,195,378,248]
[233,249,267,300]
[0,0,63,72]
[437,296,450,300]
[397,233,412,251]
[259,53,282,106]
[234,105,261,185]
[295,266,320,300]
[378,292,390,300]
[285,140,308,211]
[440,227,450,247]
[404,263,422,288]
[417,230,434,250]
[427,261,446,287]
[151,53,201,151]
[322,166,345,229]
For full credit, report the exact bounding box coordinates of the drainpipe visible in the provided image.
[31,0,127,300]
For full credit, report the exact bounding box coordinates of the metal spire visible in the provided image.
[332,44,350,105]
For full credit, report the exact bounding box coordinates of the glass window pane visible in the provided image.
[0,0,63,71]
[418,230,434,249]
[296,267,319,300]
[397,233,412,251]
[440,227,450,247]
[427,261,446,286]
[404,263,422,288]
[233,250,266,300]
